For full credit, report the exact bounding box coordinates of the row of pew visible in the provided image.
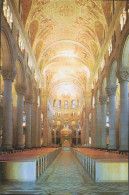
[0,148,61,181]
[72,148,128,182]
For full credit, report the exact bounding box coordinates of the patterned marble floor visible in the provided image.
[0,149,128,195]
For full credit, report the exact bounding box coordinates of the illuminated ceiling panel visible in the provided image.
[21,0,114,110]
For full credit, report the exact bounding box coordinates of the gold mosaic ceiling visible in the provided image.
[21,0,118,102]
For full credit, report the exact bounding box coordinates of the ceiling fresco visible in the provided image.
[21,0,117,111]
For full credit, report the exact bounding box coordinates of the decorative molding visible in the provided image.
[106,85,118,96]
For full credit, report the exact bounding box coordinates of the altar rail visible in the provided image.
[0,148,61,181]
[72,148,128,182]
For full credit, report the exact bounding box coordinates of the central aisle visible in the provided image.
[37,149,127,195]
[0,149,128,194]
[38,149,93,185]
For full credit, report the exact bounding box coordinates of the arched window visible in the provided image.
[92,96,95,108]
[3,0,13,29]
[108,39,113,56]
[71,100,75,108]
[57,100,61,108]
[64,100,68,109]
[101,59,105,71]
[106,112,109,127]
[120,8,127,31]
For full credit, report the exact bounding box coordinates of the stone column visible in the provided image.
[91,108,95,147]
[0,105,3,147]
[99,96,108,149]
[25,95,33,148]
[86,118,89,146]
[15,85,26,149]
[2,67,16,150]
[48,126,52,145]
[106,85,117,149]
[54,128,57,144]
[31,102,38,148]
[50,128,52,145]
[117,67,129,151]
[42,91,48,146]
[36,106,42,147]
[95,102,101,148]
[12,105,17,147]
[76,128,78,145]
[81,121,85,145]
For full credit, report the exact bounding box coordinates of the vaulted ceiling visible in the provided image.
[21,0,118,110]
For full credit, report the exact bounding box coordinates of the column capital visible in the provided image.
[25,95,33,104]
[2,67,16,81]
[99,96,108,105]
[106,85,118,96]
[15,84,26,95]
[117,67,129,82]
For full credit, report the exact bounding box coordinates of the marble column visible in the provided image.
[25,95,33,148]
[15,84,26,149]
[91,108,95,147]
[95,102,101,148]
[99,96,108,149]
[2,67,16,150]
[106,85,117,149]
[31,102,38,148]
[117,67,129,151]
